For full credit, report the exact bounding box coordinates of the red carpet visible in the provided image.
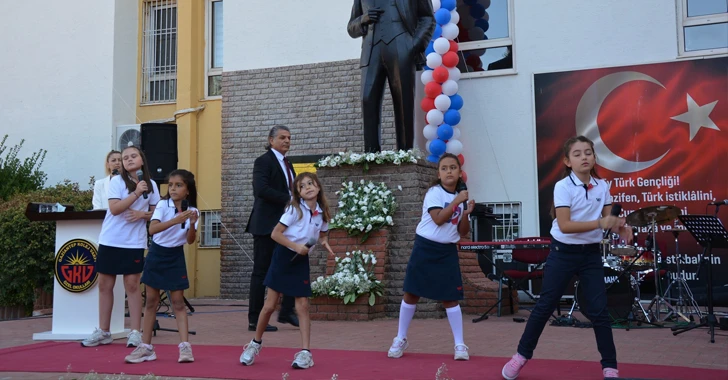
[0,342,721,380]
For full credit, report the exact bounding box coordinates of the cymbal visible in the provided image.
[626,205,681,227]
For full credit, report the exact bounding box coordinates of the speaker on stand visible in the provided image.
[140,123,178,183]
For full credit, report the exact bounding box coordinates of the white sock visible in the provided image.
[142,343,153,350]
[396,300,416,340]
[446,305,464,346]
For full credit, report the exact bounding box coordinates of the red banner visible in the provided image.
[535,57,728,303]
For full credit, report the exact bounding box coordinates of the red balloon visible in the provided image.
[458,154,465,166]
[461,170,468,183]
[420,97,435,112]
[449,40,459,52]
[442,51,459,68]
[424,81,442,98]
[432,66,449,83]
[465,54,481,68]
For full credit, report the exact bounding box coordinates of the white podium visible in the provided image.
[26,205,128,341]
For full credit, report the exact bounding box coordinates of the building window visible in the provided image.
[141,0,178,104]
[484,201,521,241]
[676,0,728,57]
[206,0,223,98]
[455,0,515,79]
[200,210,222,248]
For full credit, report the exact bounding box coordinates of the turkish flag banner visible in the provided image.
[535,57,728,303]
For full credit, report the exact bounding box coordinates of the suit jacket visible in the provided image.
[347,0,435,69]
[245,150,296,236]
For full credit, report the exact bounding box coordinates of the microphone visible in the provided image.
[456,180,468,212]
[708,200,728,205]
[111,169,119,176]
[291,237,318,262]
[180,199,189,229]
[603,203,622,238]
[135,169,148,199]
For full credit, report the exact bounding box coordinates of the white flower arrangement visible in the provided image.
[330,179,398,243]
[315,149,421,171]
[311,250,384,306]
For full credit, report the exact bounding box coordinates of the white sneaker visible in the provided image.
[240,339,261,366]
[291,350,314,369]
[124,345,157,364]
[126,329,142,348]
[387,337,408,358]
[178,342,194,363]
[454,344,469,360]
[81,328,113,347]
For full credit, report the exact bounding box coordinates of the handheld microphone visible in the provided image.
[135,169,148,199]
[603,203,622,238]
[180,199,189,229]
[708,200,728,205]
[111,169,119,176]
[291,237,318,262]
[456,180,468,212]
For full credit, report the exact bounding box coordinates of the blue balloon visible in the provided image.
[424,65,432,71]
[437,124,454,140]
[444,110,461,126]
[475,19,490,33]
[425,42,435,56]
[433,24,442,39]
[470,4,486,19]
[441,0,457,11]
[430,139,447,156]
[434,8,451,25]
[449,94,464,110]
[427,154,440,163]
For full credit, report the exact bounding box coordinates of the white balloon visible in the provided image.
[421,70,434,85]
[468,27,485,41]
[434,94,451,112]
[426,52,443,68]
[441,23,459,40]
[426,140,432,154]
[447,67,461,82]
[450,10,460,25]
[441,80,459,96]
[446,139,463,155]
[431,0,440,11]
[453,127,461,140]
[433,37,450,55]
[423,124,439,140]
[426,109,444,126]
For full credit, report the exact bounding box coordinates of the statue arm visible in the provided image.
[347,0,368,38]
[413,0,436,51]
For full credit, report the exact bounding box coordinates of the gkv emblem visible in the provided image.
[54,239,98,293]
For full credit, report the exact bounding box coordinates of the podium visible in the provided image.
[25,204,128,341]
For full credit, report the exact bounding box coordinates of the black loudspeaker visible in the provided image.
[140,123,177,183]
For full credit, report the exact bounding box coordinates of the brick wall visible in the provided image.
[220,59,399,299]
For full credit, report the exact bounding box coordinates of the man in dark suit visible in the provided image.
[246,126,298,332]
[348,0,435,152]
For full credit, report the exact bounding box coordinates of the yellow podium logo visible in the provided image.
[54,239,98,293]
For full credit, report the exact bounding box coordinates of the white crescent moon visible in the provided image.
[575,71,670,173]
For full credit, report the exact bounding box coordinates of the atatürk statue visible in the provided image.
[348,0,435,152]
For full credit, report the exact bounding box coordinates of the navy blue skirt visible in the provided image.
[141,242,189,291]
[403,234,464,301]
[96,245,144,275]
[264,244,311,297]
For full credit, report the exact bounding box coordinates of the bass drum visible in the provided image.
[575,267,637,322]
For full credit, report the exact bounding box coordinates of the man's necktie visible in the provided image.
[283,157,294,193]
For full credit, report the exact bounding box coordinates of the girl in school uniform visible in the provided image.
[82,146,160,348]
[240,172,335,369]
[92,150,121,210]
[387,153,475,361]
[501,136,631,380]
[124,169,199,364]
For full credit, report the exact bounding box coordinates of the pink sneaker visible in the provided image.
[603,368,619,378]
[502,353,528,380]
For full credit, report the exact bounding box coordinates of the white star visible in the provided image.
[670,94,720,141]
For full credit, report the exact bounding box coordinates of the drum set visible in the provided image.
[568,205,703,327]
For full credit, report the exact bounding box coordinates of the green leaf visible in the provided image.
[369,292,375,306]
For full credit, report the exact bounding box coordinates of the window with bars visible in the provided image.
[206,0,223,97]
[199,210,221,248]
[141,0,178,104]
[455,0,515,79]
[483,201,521,241]
[676,0,728,57]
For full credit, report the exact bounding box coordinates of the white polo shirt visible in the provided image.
[98,175,160,249]
[550,172,612,244]
[151,199,200,248]
[415,185,464,244]
[278,201,328,252]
